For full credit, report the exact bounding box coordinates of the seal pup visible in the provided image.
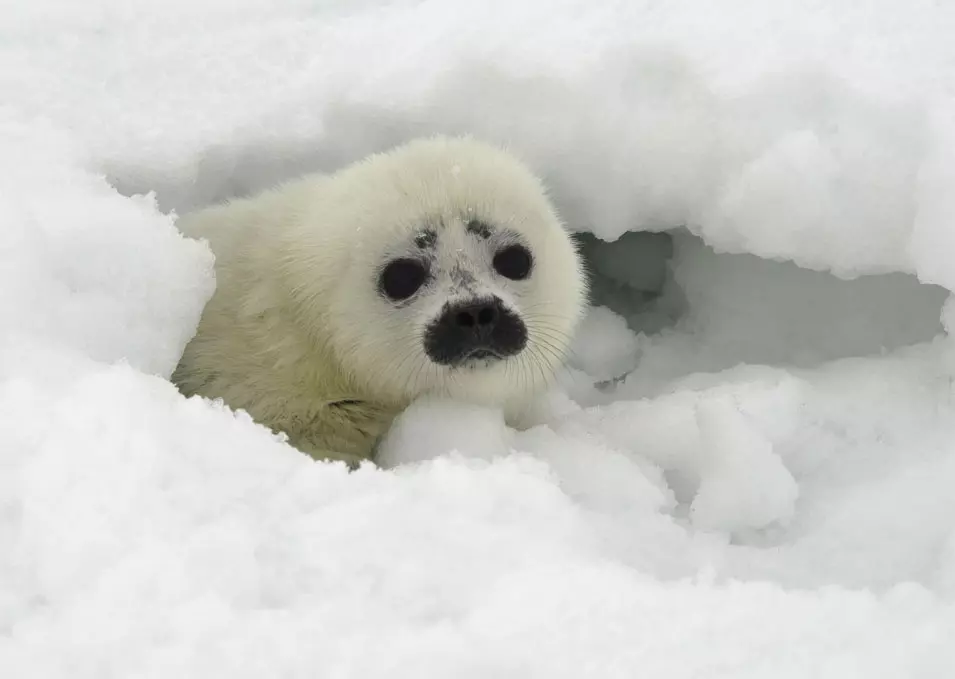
[172,136,587,466]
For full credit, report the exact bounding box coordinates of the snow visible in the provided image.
[5,0,955,676]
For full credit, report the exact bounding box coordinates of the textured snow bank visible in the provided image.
[5,0,955,676]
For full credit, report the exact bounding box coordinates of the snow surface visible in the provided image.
[6,0,955,676]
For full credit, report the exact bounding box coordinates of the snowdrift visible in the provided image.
[5,0,955,676]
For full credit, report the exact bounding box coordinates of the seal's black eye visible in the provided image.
[493,244,533,281]
[379,258,428,301]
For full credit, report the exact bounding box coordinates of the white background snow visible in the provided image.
[4,0,955,676]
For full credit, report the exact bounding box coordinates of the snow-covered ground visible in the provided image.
[5,0,955,675]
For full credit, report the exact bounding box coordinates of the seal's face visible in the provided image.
[324,136,586,409]
[377,219,531,368]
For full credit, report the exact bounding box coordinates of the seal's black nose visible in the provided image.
[424,297,527,366]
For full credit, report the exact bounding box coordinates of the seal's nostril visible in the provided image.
[453,304,496,328]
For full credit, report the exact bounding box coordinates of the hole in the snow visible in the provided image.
[570,228,948,396]
[574,230,684,337]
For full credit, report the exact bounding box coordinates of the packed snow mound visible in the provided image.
[6,0,955,676]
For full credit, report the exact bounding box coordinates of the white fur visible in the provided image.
[172,136,587,465]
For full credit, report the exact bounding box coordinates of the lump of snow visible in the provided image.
[375,399,511,467]
[689,397,798,533]
[566,305,641,383]
[0,119,214,378]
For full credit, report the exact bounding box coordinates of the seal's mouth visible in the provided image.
[465,348,499,361]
